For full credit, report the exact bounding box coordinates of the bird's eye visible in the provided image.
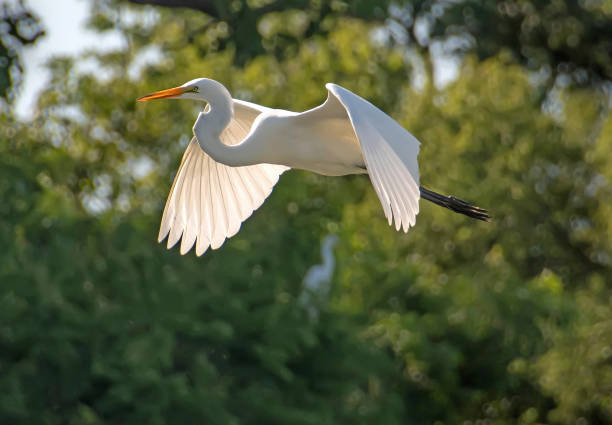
[192,87,199,93]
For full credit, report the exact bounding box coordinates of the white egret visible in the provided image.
[300,234,340,320]
[303,234,340,293]
[138,78,488,256]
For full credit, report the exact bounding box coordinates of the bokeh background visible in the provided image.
[2,1,612,424]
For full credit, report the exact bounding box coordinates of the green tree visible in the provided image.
[0,110,403,424]
[116,0,612,88]
[0,5,409,425]
[1,1,611,424]
[0,0,44,102]
[422,0,612,87]
[333,56,612,425]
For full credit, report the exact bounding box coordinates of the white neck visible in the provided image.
[320,235,338,270]
[191,79,258,167]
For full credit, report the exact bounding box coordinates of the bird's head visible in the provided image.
[137,78,222,102]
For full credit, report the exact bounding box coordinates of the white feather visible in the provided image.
[324,83,420,232]
[154,80,426,256]
[158,100,289,255]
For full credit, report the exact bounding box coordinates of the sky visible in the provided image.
[15,0,124,119]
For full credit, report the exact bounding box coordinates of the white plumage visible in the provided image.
[157,100,288,256]
[138,78,488,256]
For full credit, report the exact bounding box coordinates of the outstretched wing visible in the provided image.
[325,83,421,232]
[158,101,289,256]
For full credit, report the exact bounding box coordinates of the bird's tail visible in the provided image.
[420,186,490,222]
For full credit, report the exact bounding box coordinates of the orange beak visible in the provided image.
[137,86,189,102]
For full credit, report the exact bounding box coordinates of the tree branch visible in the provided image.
[123,0,219,17]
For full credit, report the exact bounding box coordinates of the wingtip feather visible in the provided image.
[158,227,169,243]
[167,226,183,249]
[196,236,210,256]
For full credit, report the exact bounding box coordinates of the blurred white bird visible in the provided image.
[300,234,340,319]
[138,78,488,256]
[302,234,339,292]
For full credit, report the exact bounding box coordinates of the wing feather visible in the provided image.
[180,150,202,254]
[235,168,257,214]
[165,142,198,248]
[158,138,192,244]
[221,165,242,238]
[360,140,393,224]
[201,155,215,245]
[210,160,228,249]
[371,138,415,230]
[176,145,197,247]
[158,99,289,255]
[326,83,421,232]
[226,166,252,220]
[243,165,268,201]
[195,153,210,256]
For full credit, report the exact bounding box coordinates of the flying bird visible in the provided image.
[138,79,488,256]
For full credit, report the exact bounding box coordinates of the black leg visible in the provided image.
[420,186,490,221]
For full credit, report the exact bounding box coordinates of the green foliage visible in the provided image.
[335,56,612,424]
[1,1,612,425]
[533,276,612,424]
[426,0,612,86]
[0,1,44,102]
[112,0,612,87]
[0,115,402,424]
